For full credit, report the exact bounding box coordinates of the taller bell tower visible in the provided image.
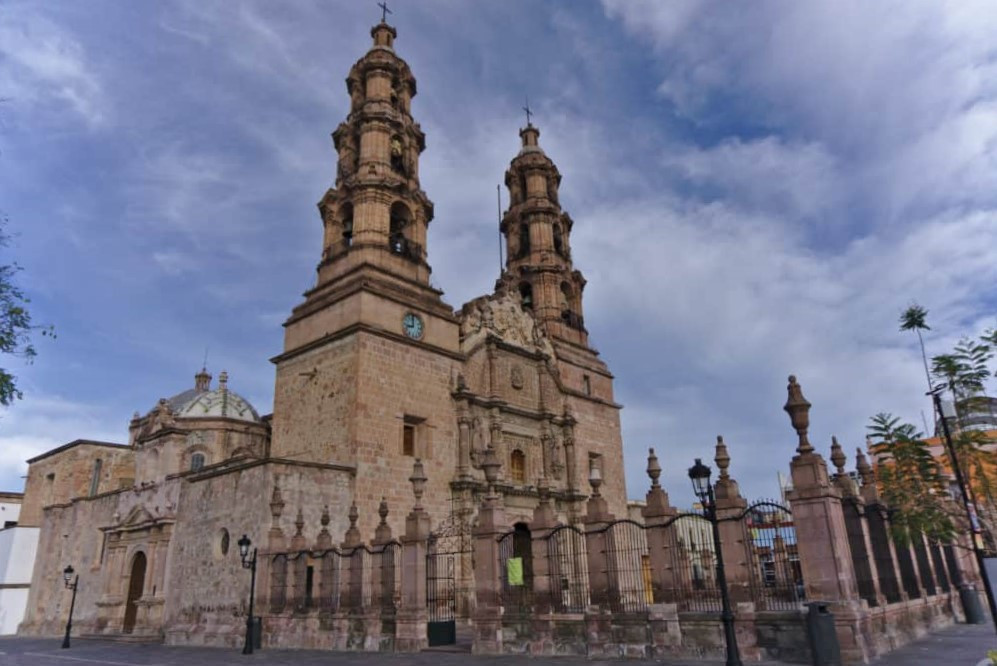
[270,19,460,536]
[318,20,435,288]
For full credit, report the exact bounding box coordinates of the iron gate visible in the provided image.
[426,519,470,646]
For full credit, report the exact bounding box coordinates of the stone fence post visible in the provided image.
[782,375,870,664]
[712,436,755,605]
[642,449,679,604]
[396,460,431,652]
[528,480,558,654]
[472,445,508,654]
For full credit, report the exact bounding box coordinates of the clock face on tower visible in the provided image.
[402,312,424,340]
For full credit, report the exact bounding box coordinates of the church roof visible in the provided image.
[147,370,261,424]
[174,371,260,423]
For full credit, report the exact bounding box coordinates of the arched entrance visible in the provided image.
[122,551,146,634]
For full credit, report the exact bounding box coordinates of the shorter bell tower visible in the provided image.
[498,122,588,347]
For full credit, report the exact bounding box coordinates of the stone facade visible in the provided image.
[17,17,626,648]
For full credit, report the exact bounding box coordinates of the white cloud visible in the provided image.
[0,8,105,126]
[0,394,124,490]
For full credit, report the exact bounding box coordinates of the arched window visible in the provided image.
[341,203,354,248]
[518,224,531,257]
[518,282,533,310]
[190,453,205,473]
[553,224,564,255]
[559,282,572,311]
[389,202,412,256]
[390,135,405,173]
[510,449,526,483]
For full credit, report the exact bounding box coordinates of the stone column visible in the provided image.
[397,460,431,652]
[369,498,395,650]
[642,448,678,602]
[782,375,870,664]
[857,450,903,604]
[528,480,558,654]
[642,449,683,655]
[264,484,287,613]
[712,437,754,604]
[832,440,884,608]
[290,508,308,610]
[341,503,363,612]
[582,467,619,656]
[472,446,509,654]
[314,506,334,613]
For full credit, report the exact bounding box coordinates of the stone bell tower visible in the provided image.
[498,122,588,347]
[269,18,460,537]
[316,20,434,288]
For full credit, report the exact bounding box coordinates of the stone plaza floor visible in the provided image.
[0,623,992,665]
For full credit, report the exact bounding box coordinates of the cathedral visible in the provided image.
[15,16,627,644]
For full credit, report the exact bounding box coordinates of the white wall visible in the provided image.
[0,500,21,526]
[0,526,40,634]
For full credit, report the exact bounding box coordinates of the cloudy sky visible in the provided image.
[2,0,996,508]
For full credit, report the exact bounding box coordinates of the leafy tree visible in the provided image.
[0,222,53,406]
[867,412,955,545]
[899,303,933,393]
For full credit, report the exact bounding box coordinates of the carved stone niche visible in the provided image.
[510,364,524,390]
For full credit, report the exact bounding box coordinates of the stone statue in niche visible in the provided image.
[510,365,524,390]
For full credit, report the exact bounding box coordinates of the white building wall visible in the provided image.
[0,499,20,527]
[0,526,40,634]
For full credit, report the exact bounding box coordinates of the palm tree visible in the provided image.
[900,303,934,391]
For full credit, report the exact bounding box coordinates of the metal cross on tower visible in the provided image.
[522,97,534,127]
[378,2,392,23]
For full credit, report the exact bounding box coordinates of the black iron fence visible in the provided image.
[267,542,399,614]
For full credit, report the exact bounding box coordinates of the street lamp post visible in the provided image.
[929,387,997,633]
[688,458,743,666]
[237,534,258,655]
[61,565,79,649]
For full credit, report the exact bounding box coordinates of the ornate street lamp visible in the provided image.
[688,458,742,666]
[237,534,258,655]
[61,565,79,649]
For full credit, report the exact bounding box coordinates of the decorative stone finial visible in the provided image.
[294,507,304,537]
[378,497,389,526]
[830,436,846,475]
[409,458,427,509]
[783,375,813,454]
[348,502,358,530]
[270,484,285,524]
[320,505,330,529]
[855,447,874,486]
[589,465,603,498]
[715,436,731,480]
[481,445,502,500]
[646,448,661,488]
[374,497,392,544]
[218,370,228,390]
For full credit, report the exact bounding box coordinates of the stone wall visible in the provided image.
[164,460,353,647]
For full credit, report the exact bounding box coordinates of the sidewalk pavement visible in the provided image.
[0,622,992,665]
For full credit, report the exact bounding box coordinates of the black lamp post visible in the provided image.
[61,565,78,649]
[237,534,258,655]
[688,458,742,666]
[929,387,997,633]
